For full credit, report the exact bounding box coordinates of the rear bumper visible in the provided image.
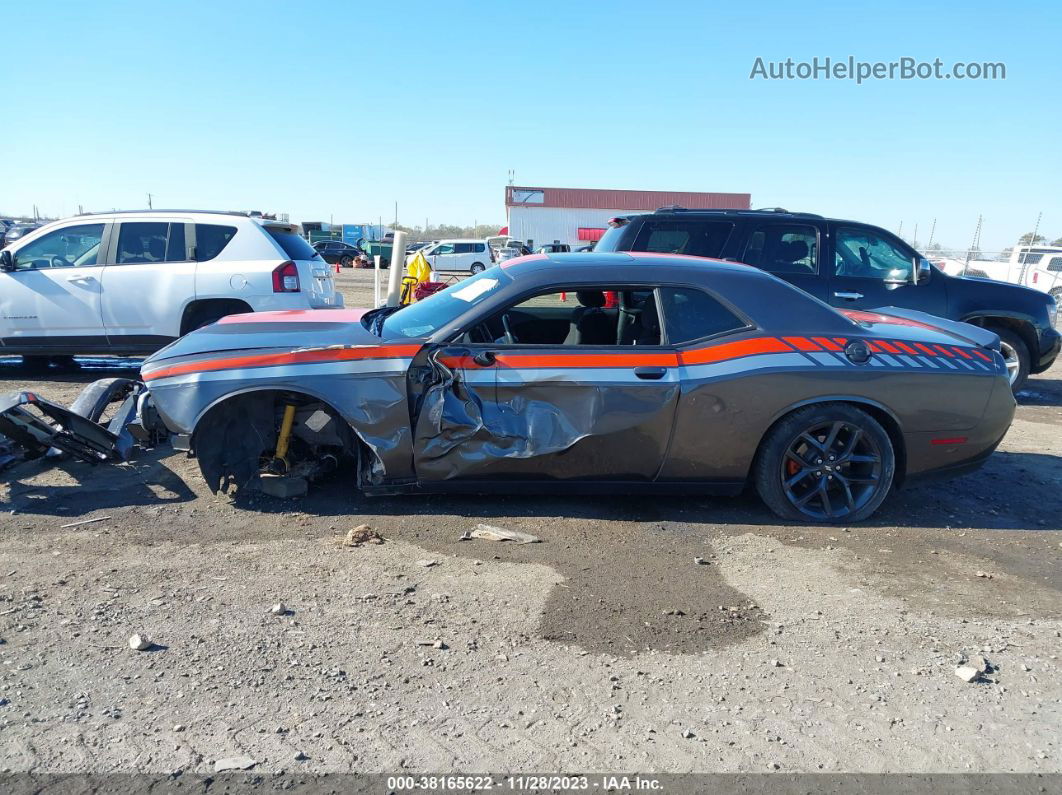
[1032,326,1060,374]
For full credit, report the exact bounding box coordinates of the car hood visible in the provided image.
[141,309,410,372]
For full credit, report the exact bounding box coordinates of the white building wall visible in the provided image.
[507,206,631,249]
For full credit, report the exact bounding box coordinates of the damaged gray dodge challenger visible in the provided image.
[140,252,1016,523]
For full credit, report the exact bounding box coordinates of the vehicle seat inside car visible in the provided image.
[564,290,616,345]
[772,239,811,272]
[618,292,661,345]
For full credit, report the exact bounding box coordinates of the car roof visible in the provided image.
[504,251,763,278]
[618,207,871,226]
[71,209,264,223]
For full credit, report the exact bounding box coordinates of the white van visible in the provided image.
[412,239,494,274]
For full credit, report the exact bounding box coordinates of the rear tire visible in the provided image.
[991,327,1029,393]
[754,403,895,524]
[340,255,353,268]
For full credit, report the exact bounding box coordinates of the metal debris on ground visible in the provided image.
[467,524,541,544]
[340,524,384,547]
[60,516,112,529]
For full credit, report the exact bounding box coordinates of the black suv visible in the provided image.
[597,208,1060,392]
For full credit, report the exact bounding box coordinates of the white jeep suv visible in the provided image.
[0,210,342,361]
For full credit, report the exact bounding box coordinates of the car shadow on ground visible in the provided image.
[1,450,196,516]
[1018,373,1062,406]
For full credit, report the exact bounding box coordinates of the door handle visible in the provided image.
[634,366,667,380]
[472,350,496,367]
[66,274,95,283]
[833,291,863,300]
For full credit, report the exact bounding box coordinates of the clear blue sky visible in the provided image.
[5,0,1060,252]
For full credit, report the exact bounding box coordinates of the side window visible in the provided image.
[454,243,474,254]
[13,224,105,270]
[834,227,914,280]
[657,287,745,344]
[434,243,456,255]
[1048,257,1062,272]
[117,222,188,264]
[632,221,734,258]
[471,288,661,347]
[742,224,818,274]
[195,224,237,262]
[473,243,486,253]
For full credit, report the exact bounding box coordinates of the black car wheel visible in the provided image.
[755,403,895,523]
[340,255,353,268]
[991,327,1029,393]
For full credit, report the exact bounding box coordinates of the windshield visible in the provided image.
[379,267,511,338]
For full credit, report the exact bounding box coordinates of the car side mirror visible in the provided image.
[0,250,13,272]
[916,257,932,285]
[884,269,909,288]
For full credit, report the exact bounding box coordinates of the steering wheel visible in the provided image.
[501,312,516,345]
[50,256,73,269]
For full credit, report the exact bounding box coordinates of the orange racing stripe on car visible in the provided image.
[782,336,821,352]
[440,337,794,370]
[141,344,423,381]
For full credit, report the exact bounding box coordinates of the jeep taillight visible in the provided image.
[272,261,300,292]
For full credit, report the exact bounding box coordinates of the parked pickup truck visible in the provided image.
[596,208,1060,392]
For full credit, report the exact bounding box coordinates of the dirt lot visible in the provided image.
[1,268,1060,774]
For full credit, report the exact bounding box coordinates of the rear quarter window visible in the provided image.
[632,220,734,258]
[266,228,320,260]
[194,224,237,261]
[658,287,746,344]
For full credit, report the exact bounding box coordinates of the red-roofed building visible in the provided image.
[504,185,751,249]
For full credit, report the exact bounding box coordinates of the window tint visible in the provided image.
[658,287,745,344]
[1047,257,1062,272]
[834,227,914,280]
[434,243,456,255]
[266,228,318,260]
[473,242,485,253]
[631,220,733,258]
[167,223,186,261]
[14,223,105,270]
[195,224,237,261]
[117,222,188,264]
[454,243,474,254]
[1019,253,1043,265]
[742,224,817,274]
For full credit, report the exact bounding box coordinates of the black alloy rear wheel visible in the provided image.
[755,403,895,523]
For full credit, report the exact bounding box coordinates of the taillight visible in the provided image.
[272,261,300,293]
[607,217,629,228]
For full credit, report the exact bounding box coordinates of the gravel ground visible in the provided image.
[0,268,1060,774]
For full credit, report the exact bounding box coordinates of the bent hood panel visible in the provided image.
[143,309,381,367]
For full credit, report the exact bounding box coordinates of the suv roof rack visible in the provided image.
[651,207,824,219]
[74,209,253,218]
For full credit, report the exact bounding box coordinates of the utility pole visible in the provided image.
[898,221,904,240]
[927,218,936,249]
[147,193,153,210]
[912,223,919,249]
[964,214,982,276]
[394,201,398,228]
